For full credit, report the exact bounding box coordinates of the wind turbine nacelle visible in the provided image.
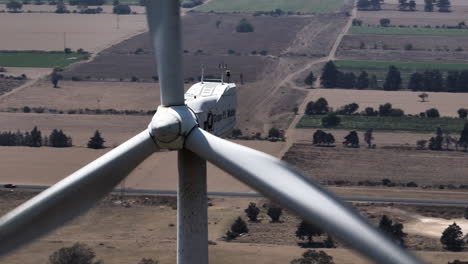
[184,81,237,137]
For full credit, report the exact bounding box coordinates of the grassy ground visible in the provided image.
[350,26,468,36]
[195,0,344,13]
[334,60,468,84]
[296,114,467,133]
[0,52,88,67]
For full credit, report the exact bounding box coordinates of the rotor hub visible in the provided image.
[148,105,198,150]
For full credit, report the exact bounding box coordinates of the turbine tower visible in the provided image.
[0,1,424,264]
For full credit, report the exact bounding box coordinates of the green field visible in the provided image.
[195,0,344,13]
[297,115,467,133]
[0,52,88,68]
[350,26,468,36]
[334,60,468,84]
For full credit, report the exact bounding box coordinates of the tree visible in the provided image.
[356,71,369,89]
[305,98,329,115]
[398,0,409,10]
[378,103,393,116]
[441,223,464,251]
[49,129,72,148]
[436,0,451,12]
[295,220,323,245]
[422,70,443,92]
[304,72,316,86]
[458,108,468,119]
[231,217,248,234]
[55,0,68,13]
[418,92,428,102]
[364,107,377,116]
[459,123,468,151]
[409,0,416,10]
[369,74,379,89]
[113,4,131,14]
[424,0,434,11]
[290,250,335,264]
[87,130,105,149]
[343,131,359,148]
[378,215,407,246]
[321,113,341,128]
[236,18,254,33]
[429,127,443,150]
[425,108,440,118]
[456,70,468,93]
[364,128,374,148]
[357,0,370,10]
[267,207,282,222]
[370,0,382,10]
[29,126,42,147]
[337,103,359,115]
[379,18,391,27]
[244,202,260,222]
[408,72,424,91]
[320,61,339,88]
[337,72,356,89]
[49,243,101,264]
[446,71,459,92]
[383,66,402,91]
[6,0,23,12]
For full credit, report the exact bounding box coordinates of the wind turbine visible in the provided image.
[0,1,424,264]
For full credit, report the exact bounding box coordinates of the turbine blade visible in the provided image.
[185,128,423,264]
[0,130,157,256]
[146,0,185,106]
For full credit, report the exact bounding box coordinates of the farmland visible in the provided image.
[195,0,346,14]
[296,114,466,133]
[350,26,468,36]
[283,143,468,186]
[0,52,88,67]
[0,13,146,52]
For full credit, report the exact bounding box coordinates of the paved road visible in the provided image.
[8,184,468,206]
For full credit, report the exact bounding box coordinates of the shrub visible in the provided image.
[231,129,242,138]
[267,207,282,222]
[49,243,101,264]
[268,127,281,138]
[306,98,329,115]
[343,131,359,148]
[236,18,254,33]
[231,217,248,234]
[321,113,341,128]
[244,202,260,222]
[138,259,159,264]
[380,18,391,27]
[441,223,464,251]
[64,47,72,54]
[295,220,323,244]
[404,43,413,50]
[290,250,334,264]
[23,106,31,113]
[87,130,105,149]
[458,108,467,119]
[304,72,316,86]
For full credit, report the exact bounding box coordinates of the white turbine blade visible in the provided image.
[146,0,185,106]
[185,128,423,264]
[0,130,158,256]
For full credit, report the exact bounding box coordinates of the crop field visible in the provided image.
[297,115,466,133]
[0,13,146,52]
[350,26,468,36]
[195,0,345,14]
[0,52,88,67]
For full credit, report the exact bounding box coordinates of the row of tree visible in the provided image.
[357,0,451,12]
[0,127,106,149]
[320,61,468,93]
[424,124,468,151]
